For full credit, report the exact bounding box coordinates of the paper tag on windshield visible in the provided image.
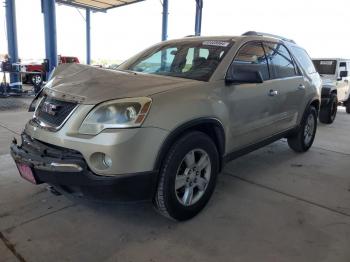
[202,41,230,47]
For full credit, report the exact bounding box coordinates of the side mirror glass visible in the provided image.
[226,69,264,84]
[340,71,348,78]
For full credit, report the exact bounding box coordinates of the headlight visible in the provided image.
[79,97,152,135]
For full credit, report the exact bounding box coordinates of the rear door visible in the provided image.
[262,42,306,131]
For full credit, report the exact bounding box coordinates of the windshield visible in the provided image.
[122,40,233,81]
[312,60,337,75]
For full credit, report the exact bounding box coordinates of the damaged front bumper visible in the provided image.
[10,133,157,202]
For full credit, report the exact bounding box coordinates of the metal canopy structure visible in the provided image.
[4,0,204,92]
[56,0,145,12]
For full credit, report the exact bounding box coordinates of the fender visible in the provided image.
[296,96,320,128]
[306,96,321,112]
[153,118,226,172]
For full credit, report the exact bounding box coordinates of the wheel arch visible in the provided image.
[154,118,226,173]
[309,98,320,113]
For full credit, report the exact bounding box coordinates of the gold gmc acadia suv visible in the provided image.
[11,32,321,221]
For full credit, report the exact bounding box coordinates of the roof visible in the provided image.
[56,0,145,12]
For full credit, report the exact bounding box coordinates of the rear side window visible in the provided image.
[291,47,317,74]
[263,43,297,79]
[231,42,270,81]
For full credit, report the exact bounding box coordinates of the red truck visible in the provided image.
[23,55,80,85]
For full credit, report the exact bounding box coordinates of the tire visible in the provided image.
[346,102,350,114]
[319,93,337,124]
[287,106,317,153]
[31,74,43,86]
[154,131,219,221]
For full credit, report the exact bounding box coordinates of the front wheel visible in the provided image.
[154,131,219,221]
[288,106,317,153]
[319,93,337,124]
[346,102,350,114]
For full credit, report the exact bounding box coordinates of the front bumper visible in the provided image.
[25,104,169,176]
[10,133,157,201]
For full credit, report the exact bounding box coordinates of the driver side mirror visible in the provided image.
[226,69,264,84]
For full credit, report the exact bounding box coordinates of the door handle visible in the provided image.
[268,90,278,96]
[298,84,306,90]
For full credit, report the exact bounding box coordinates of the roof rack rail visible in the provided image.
[242,31,296,44]
[185,35,197,37]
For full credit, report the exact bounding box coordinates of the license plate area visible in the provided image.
[16,162,37,184]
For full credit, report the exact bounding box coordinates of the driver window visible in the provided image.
[231,42,270,81]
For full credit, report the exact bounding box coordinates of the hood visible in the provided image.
[45,63,197,104]
[321,77,336,87]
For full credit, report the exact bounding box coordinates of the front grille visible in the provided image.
[36,96,77,128]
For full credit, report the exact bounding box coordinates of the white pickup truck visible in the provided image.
[312,58,350,123]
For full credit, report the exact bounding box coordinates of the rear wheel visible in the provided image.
[154,131,219,221]
[288,106,317,153]
[319,93,337,124]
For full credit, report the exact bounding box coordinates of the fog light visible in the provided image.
[103,155,112,168]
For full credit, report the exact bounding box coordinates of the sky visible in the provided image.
[0,0,349,64]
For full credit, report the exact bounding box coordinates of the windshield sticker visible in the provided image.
[320,61,333,65]
[202,41,230,47]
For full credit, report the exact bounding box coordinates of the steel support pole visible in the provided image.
[42,0,58,78]
[195,0,203,36]
[161,0,168,41]
[5,0,21,91]
[86,8,91,65]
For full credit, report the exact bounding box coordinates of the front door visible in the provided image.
[223,41,282,151]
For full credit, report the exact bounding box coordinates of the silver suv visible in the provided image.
[11,32,321,221]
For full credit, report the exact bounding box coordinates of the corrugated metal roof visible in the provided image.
[56,0,145,12]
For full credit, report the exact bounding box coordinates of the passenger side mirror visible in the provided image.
[340,71,348,79]
[226,69,264,84]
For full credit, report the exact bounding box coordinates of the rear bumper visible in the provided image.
[10,133,157,202]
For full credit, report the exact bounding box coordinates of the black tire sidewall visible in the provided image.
[329,94,338,121]
[320,94,337,123]
[159,132,219,220]
[346,102,350,114]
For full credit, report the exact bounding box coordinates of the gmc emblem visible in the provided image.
[42,102,60,116]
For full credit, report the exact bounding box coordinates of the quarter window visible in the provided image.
[263,43,297,79]
[231,42,270,81]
